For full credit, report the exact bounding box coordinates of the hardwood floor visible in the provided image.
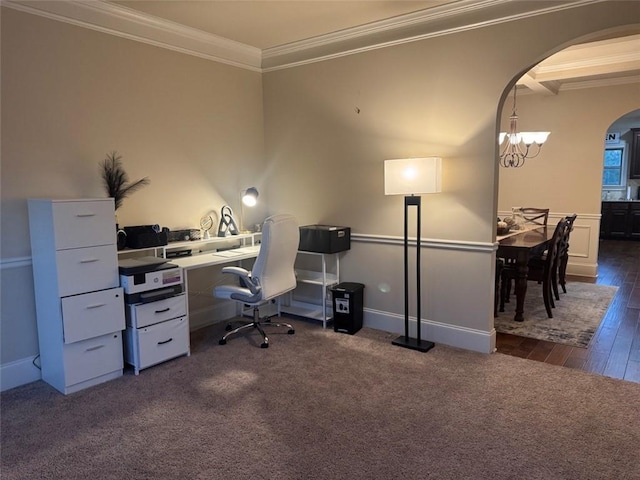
[496,239,640,384]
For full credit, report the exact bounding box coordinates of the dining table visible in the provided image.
[497,225,553,322]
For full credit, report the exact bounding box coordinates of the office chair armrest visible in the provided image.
[221,266,250,277]
[220,266,261,294]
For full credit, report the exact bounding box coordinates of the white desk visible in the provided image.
[164,245,261,329]
[169,245,260,270]
[119,233,339,332]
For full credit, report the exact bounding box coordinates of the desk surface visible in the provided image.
[168,245,260,270]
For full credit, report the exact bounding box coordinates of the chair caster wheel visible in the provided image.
[225,324,232,331]
[261,342,269,348]
[287,329,295,335]
[219,339,227,345]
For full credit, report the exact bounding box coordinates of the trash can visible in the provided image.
[331,282,365,334]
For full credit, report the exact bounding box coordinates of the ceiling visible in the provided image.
[6,0,640,90]
[112,0,451,50]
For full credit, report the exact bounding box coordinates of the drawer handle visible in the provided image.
[76,213,96,217]
[158,338,173,345]
[86,303,106,309]
[155,308,171,314]
[85,344,105,352]
[80,258,100,264]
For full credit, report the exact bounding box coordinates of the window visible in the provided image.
[602,147,625,186]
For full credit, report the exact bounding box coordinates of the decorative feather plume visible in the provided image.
[99,151,150,210]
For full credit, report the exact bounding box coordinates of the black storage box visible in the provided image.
[331,282,364,335]
[124,225,168,249]
[299,225,351,254]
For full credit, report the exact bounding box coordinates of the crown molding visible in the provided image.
[261,0,602,71]
[2,0,263,71]
[1,0,606,73]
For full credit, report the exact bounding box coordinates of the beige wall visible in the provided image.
[262,3,640,350]
[499,85,640,214]
[1,8,266,260]
[2,2,640,388]
[0,8,264,371]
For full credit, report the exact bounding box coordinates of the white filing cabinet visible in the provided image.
[28,198,125,394]
[124,292,189,375]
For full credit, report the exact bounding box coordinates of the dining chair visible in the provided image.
[519,207,550,226]
[500,218,567,318]
[554,214,578,299]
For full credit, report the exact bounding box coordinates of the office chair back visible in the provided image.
[251,213,300,301]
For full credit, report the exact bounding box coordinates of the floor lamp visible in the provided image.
[384,157,442,352]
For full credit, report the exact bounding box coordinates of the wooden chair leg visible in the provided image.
[559,254,568,293]
[542,280,553,318]
[551,263,560,301]
[499,275,507,313]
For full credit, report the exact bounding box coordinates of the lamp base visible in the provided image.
[392,335,435,353]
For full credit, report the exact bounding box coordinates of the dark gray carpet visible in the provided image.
[495,282,618,347]
[2,319,639,480]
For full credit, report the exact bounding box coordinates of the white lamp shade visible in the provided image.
[384,157,442,195]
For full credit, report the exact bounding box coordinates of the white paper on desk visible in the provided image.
[212,250,244,258]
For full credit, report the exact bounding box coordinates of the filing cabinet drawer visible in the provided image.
[53,200,116,249]
[125,317,189,372]
[57,245,119,296]
[126,294,187,328]
[63,331,123,387]
[61,288,125,344]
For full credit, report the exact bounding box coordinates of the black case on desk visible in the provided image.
[299,225,351,253]
[123,225,168,249]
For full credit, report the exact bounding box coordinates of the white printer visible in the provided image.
[118,256,183,304]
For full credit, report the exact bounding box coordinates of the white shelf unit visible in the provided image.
[281,251,340,328]
[28,198,125,394]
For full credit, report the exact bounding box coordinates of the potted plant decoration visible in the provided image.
[99,151,150,249]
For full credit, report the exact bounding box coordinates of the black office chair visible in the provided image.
[213,214,299,348]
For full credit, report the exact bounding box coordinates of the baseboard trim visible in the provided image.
[363,308,495,354]
[566,261,597,278]
[1,356,42,392]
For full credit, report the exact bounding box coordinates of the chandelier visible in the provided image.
[499,87,550,168]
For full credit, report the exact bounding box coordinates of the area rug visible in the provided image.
[495,282,618,348]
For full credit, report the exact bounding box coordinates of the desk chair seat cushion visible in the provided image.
[214,283,262,304]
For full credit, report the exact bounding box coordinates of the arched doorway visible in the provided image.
[494,35,640,382]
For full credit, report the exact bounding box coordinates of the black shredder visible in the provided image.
[331,282,365,334]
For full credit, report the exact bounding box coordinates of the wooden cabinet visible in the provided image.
[630,203,640,239]
[28,198,125,394]
[601,201,640,240]
[629,128,640,179]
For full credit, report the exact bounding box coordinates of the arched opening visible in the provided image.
[494,32,640,380]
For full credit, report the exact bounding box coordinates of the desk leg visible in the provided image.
[514,262,528,322]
